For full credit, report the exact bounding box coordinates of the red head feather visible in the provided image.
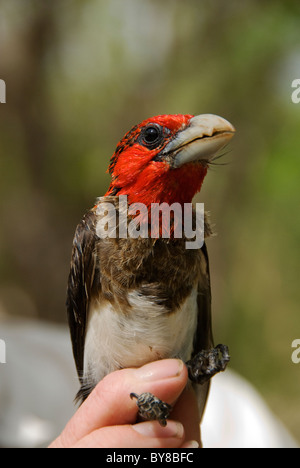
[105,114,208,207]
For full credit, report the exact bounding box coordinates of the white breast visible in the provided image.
[83,287,198,386]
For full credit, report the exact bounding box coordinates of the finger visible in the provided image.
[73,420,185,448]
[51,359,188,448]
[180,440,200,449]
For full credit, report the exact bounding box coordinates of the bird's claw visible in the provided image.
[130,392,172,427]
[186,344,230,384]
[130,345,229,426]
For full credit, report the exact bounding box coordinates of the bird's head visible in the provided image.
[106,114,235,207]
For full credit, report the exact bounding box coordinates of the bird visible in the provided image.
[66,113,234,427]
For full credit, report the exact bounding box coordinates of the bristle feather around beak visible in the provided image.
[160,114,235,168]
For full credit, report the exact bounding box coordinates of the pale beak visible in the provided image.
[161,114,235,168]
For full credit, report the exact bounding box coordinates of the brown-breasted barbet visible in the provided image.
[67,113,235,433]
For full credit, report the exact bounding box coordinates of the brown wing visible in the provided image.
[193,241,214,422]
[194,242,214,354]
[66,210,100,378]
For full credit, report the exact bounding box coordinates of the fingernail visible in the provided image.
[184,440,200,449]
[135,359,184,381]
[132,420,184,439]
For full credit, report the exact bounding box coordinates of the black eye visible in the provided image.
[141,124,163,147]
[144,126,160,143]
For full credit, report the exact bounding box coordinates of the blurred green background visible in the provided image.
[0,0,299,443]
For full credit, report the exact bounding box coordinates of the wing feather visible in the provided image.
[193,241,214,421]
[66,210,99,378]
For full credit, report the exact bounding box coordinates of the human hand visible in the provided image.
[49,359,200,448]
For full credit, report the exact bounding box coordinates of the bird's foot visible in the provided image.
[130,345,229,425]
[186,344,230,384]
[130,392,172,427]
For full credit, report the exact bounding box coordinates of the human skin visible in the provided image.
[49,359,200,448]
